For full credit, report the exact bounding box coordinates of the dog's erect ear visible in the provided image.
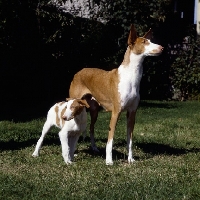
[66,98,73,102]
[77,99,90,108]
[128,24,137,46]
[143,28,152,40]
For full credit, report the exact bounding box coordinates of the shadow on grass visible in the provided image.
[78,137,200,161]
[0,136,127,161]
[0,137,60,151]
[135,142,200,156]
[1,136,199,162]
[84,138,200,160]
[77,147,127,161]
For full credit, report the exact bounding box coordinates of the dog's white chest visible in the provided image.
[118,65,142,110]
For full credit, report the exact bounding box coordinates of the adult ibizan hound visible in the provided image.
[69,24,163,165]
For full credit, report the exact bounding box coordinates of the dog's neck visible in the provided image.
[120,48,145,79]
[121,46,145,68]
[129,53,144,71]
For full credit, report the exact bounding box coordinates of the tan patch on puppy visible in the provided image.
[59,101,65,106]
[55,106,60,127]
[70,100,85,118]
[61,106,67,126]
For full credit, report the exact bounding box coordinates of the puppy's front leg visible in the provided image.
[59,130,72,164]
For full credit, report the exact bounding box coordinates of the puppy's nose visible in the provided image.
[62,115,74,121]
[159,45,164,51]
[62,115,67,120]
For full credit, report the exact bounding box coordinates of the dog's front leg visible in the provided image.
[59,130,71,164]
[126,110,136,163]
[106,111,120,165]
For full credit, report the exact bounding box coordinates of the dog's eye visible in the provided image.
[143,39,146,43]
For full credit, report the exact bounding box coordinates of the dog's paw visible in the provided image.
[32,153,39,157]
[66,160,72,165]
[106,157,113,165]
[106,161,113,165]
[128,157,135,163]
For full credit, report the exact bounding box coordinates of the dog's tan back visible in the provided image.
[70,68,119,112]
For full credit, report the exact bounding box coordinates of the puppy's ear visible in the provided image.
[66,98,73,102]
[78,99,90,108]
[143,28,152,40]
[128,24,137,46]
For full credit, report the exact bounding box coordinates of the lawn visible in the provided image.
[0,101,200,200]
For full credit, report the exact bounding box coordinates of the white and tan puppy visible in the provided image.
[32,98,89,164]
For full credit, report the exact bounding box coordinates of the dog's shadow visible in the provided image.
[78,137,200,161]
[0,137,61,151]
[1,136,199,162]
[77,146,127,161]
[135,142,199,156]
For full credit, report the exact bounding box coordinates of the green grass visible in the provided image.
[0,101,200,200]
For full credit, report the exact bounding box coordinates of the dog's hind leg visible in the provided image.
[32,120,52,157]
[82,93,100,152]
[126,110,136,163]
[89,100,100,152]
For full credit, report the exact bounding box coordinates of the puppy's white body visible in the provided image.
[32,99,89,164]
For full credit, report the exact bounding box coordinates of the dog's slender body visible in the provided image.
[32,98,89,164]
[69,24,163,165]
